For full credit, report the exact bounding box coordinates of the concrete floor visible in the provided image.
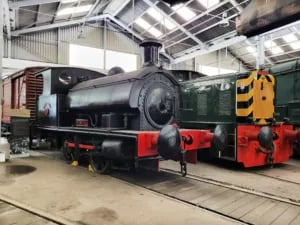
[0,152,240,225]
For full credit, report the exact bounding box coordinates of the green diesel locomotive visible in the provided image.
[179,70,296,167]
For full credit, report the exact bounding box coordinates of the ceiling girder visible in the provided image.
[173,30,236,57]
[173,35,247,64]
[11,14,107,35]
[108,14,174,61]
[142,0,206,49]
[160,0,230,40]
[166,13,238,50]
[9,13,174,61]
[132,0,193,32]
[229,0,243,13]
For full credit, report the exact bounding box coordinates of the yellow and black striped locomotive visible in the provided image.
[179,70,296,167]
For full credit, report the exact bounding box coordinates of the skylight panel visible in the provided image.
[57,5,92,16]
[263,40,283,54]
[146,8,176,30]
[163,20,176,30]
[147,8,163,20]
[271,47,283,54]
[282,34,298,43]
[290,41,300,50]
[246,46,257,56]
[264,40,276,48]
[172,4,196,21]
[148,27,163,37]
[135,17,151,30]
[197,0,220,8]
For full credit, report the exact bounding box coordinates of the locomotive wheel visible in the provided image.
[61,140,74,162]
[90,154,112,174]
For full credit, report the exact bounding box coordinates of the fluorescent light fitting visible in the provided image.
[172,4,196,21]
[57,5,93,16]
[135,17,151,30]
[146,8,176,30]
[283,34,298,43]
[148,27,163,37]
[290,41,300,50]
[197,0,220,8]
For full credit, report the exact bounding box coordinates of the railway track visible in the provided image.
[0,195,73,225]
[251,160,300,185]
[113,169,300,225]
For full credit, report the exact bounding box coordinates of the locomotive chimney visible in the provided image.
[140,39,162,67]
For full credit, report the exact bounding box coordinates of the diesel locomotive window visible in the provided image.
[59,73,72,85]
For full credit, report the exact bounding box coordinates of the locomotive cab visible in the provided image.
[37,67,106,127]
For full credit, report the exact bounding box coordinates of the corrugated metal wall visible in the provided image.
[10,30,58,62]
[4,24,140,67]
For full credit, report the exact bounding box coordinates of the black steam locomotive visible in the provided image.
[34,40,213,175]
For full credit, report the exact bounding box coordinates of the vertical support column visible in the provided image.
[256,35,265,69]
[217,50,221,75]
[103,18,107,70]
[7,40,11,58]
[57,27,61,64]
[192,57,195,72]
[0,0,3,135]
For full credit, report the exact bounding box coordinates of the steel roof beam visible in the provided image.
[229,0,243,13]
[112,0,131,16]
[107,15,174,61]
[142,0,206,48]
[173,30,237,58]
[160,0,230,40]
[167,13,239,54]
[10,13,174,61]
[172,35,246,64]
[128,0,193,28]
[11,14,107,36]
[52,2,62,23]
[88,0,107,16]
